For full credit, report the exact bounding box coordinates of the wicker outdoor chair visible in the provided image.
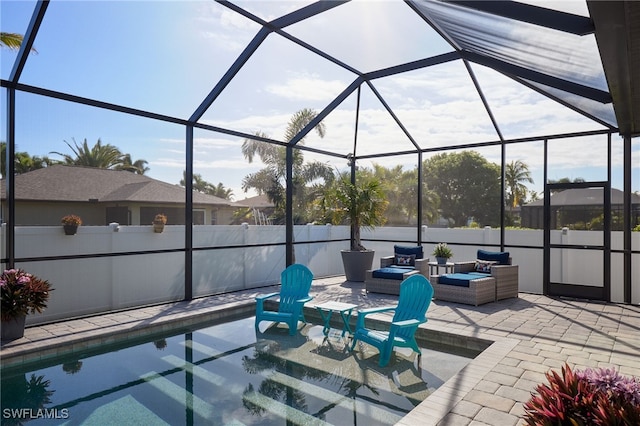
[365,245,429,295]
[430,274,496,306]
[430,250,518,305]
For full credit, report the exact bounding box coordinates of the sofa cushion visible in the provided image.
[467,272,490,277]
[477,250,509,265]
[394,245,423,259]
[474,259,497,273]
[372,266,412,280]
[438,273,486,287]
[395,254,416,266]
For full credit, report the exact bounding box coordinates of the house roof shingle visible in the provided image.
[524,187,640,207]
[1,165,246,207]
[237,194,274,209]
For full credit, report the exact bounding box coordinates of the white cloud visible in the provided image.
[266,76,348,101]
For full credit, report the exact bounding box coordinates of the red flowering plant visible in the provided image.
[524,363,640,425]
[0,269,53,321]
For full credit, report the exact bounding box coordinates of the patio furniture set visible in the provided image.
[254,264,434,367]
[364,245,519,306]
[254,245,518,367]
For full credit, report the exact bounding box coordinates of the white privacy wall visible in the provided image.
[1,224,637,325]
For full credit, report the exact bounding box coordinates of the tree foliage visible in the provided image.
[370,164,439,225]
[1,142,53,178]
[116,153,149,175]
[423,151,501,227]
[0,32,37,53]
[179,171,234,200]
[319,169,388,250]
[548,177,586,194]
[50,138,148,174]
[241,108,333,224]
[505,159,534,209]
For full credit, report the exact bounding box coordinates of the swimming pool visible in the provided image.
[1,316,477,425]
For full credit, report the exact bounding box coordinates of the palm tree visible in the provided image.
[115,154,149,175]
[321,169,388,251]
[211,182,234,200]
[0,32,37,52]
[1,142,51,177]
[371,163,439,225]
[51,138,124,169]
[179,171,234,200]
[241,108,333,224]
[15,153,52,174]
[505,160,534,213]
[0,32,38,53]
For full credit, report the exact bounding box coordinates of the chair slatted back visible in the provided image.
[278,264,314,314]
[392,275,434,337]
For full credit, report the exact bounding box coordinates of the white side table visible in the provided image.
[315,301,357,337]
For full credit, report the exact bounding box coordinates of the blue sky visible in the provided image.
[1,0,638,199]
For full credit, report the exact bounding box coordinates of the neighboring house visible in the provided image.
[0,165,247,226]
[521,188,640,230]
[238,194,275,225]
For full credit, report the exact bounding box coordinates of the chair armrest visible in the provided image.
[403,270,420,279]
[380,256,394,267]
[491,265,518,279]
[389,318,424,341]
[296,296,313,304]
[356,306,396,330]
[454,261,475,273]
[358,306,396,316]
[255,292,279,301]
[391,318,421,328]
[414,257,430,274]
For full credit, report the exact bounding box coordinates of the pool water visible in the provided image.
[1,316,476,425]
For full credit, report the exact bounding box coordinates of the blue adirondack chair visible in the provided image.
[350,274,434,367]
[255,264,314,335]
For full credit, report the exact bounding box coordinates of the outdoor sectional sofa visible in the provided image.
[364,245,429,295]
[430,250,519,306]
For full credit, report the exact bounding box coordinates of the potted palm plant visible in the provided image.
[322,171,388,281]
[61,214,82,235]
[1,269,53,340]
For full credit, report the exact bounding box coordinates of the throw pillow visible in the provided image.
[394,245,424,259]
[477,250,510,265]
[395,254,416,266]
[474,259,497,273]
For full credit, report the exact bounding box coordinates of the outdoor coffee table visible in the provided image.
[315,301,358,337]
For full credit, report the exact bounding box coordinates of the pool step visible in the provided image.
[159,346,403,425]
[242,390,332,426]
[161,354,245,394]
[263,370,402,424]
[140,370,215,421]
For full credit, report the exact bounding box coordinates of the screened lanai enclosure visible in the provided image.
[1,0,639,324]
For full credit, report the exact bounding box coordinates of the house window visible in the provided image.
[193,209,205,225]
[106,206,130,225]
[211,209,218,225]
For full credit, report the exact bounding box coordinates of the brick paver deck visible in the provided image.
[2,276,639,425]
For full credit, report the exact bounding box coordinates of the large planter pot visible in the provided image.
[436,256,449,265]
[63,224,78,235]
[1,314,26,341]
[341,250,375,282]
